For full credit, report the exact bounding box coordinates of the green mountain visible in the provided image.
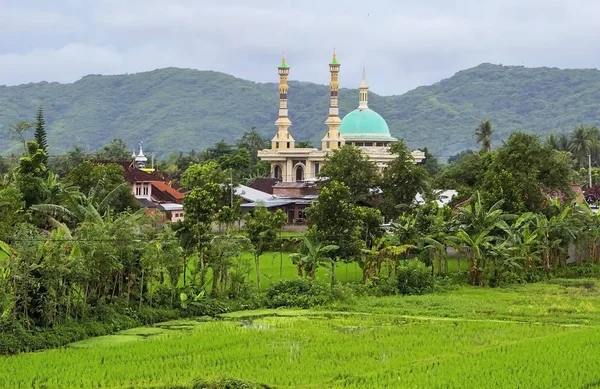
[1,63,600,158]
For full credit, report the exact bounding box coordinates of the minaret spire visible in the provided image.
[321,49,345,150]
[358,66,369,110]
[272,53,295,150]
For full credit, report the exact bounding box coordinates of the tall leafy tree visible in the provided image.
[319,145,378,202]
[482,132,573,213]
[236,128,269,166]
[379,141,429,219]
[9,120,34,154]
[96,138,131,161]
[306,181,363,285]
[475,119,493,152]
[244,205,286,289]
[568,125,593,169]
[34,106,48,164]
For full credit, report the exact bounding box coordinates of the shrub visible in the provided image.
[265,279,335,309]
[190,378,274,389]
[396,260,435,295]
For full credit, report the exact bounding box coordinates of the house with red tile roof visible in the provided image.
[96,146,185,222]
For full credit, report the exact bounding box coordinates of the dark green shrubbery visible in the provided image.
[395,261,435,295]
[0,299,238,355]
[155,378,274,389]
[191,377,274,389]
[265,279,333,309]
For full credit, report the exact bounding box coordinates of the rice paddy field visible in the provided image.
[3,278,600,388]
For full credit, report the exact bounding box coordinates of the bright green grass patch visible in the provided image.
[4,281,600,388]
[180,251,363,289]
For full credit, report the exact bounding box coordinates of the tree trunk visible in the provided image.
[139,271,144,311]
[199,251,207,289]
[211,267,220,297]
[280,252,284,280]
[183,258,188,287]
[330,261,336,288]
[255,254,261,290]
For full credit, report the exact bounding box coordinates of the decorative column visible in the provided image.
[271,54,295,150]
[321,50,344,150]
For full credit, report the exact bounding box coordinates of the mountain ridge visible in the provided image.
[1,63,600,157]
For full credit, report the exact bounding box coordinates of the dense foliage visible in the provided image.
[6,64,600,156]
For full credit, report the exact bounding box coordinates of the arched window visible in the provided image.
[273,165,282,180]
[295,164,304,181]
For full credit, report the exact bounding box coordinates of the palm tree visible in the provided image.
[568,125,593,168]
[290,236,339,282]
[454,191,513,285]
[475,120,493,152]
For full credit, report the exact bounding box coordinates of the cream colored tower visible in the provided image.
[271,55,295,150]
[321,51,345,150]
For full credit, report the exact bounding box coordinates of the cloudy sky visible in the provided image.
[2,0,600,95]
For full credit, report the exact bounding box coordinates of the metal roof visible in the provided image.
[157,203,184,211]
[240,200,297,208]
[235,185,274,202]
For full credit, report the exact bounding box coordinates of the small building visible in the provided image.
[111,145,186,222]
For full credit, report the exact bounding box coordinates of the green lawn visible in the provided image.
[180,251,364,289]
[4,279,600,388]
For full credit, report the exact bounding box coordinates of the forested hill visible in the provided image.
[1,63,600,157]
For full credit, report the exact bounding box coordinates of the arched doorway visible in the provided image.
[273,165,282,180]
[295,164,305,181]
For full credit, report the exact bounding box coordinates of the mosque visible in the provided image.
[257,52,425,183]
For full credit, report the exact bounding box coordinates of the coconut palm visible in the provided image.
[568,125,593,168]
[475,120,493,152]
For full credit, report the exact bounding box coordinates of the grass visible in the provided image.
[4,279,600,388]
[180,251,364,289]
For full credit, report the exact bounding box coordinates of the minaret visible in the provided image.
[321,50,345,150]
[271,54,295,150]
[358,66,369,110]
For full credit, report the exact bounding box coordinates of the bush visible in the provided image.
[396,260,435,295]
[190,377,274,389]
[265,279,336,309]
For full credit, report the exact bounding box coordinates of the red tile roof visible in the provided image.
[150,181,185,203]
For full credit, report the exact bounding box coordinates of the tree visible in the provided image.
[447,149,474,164]
[296,140,314,148]
[66,161,138,213]
[319,146,378,202]
[236,128,269,166]
[181,160,233,210]
[244,205,286,289]
[306,181,363,285]
[417,147,441,177]
[290,235,338,280]
[15,141,49,207]
[568,125,594,168]
[453,191,512,285]
[475,119,493,152]
[9,120,34,154]
[34,106,48,164]
[379,141,429,219]
[482,132,574,213]
[96,138,131,161]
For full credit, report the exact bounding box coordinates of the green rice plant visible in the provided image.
[3,281,600,389]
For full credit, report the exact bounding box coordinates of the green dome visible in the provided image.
[339,108,396,141]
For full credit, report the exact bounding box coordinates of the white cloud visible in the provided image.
[1,0,600,94]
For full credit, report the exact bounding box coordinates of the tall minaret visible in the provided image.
[271,54,295,150]
[321,50,345,150]
[358,66,369,110]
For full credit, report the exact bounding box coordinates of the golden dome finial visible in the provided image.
[330,47,339,65]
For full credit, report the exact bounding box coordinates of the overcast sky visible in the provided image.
[2,0,600,95]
